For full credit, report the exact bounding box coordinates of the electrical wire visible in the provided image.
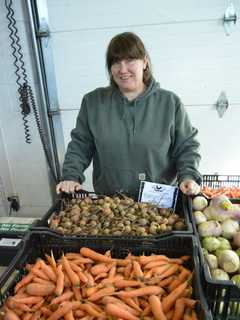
[4,0,58,182]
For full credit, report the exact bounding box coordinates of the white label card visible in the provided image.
[138,181,179,209]
[0,238,22,247]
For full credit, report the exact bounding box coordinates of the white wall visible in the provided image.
[0,1,52,216]
[46,0,240,190]
[0,1,240,215]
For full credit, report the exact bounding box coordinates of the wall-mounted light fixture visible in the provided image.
[223,2,238,35]
[216,91,229,118]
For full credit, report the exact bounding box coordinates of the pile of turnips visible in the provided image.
[192,194,240,287]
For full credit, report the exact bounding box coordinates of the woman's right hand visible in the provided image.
[56,180,82,194]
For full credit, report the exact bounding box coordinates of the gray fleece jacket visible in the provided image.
[62,78,201,197]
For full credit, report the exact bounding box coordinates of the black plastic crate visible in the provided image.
[202,175,240,188]
[0,230,212,319]
[33,190,193,239]
[189,197,240,319]
[0,235,24,291]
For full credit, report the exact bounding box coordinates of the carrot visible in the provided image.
[39,260,57,282]
[151,264,171,275]
[101,296,139,316]
[77,303,102,317]
[106,303,138,320]
[32,298,44,311]
[144,260,169,269]
[142,305,151,316]
[124,262,132,278]
[114,279,142,288]
[4,309,21,320]
[47,302,74,320]
[80,247,113,263]
[95,272,108,281]
[22,313,32,320]
[139,255,169,266]
[90,263,109,275]
[181,298,197,309]
[191,310,198,320]
[120,297,142,313]
[62,255,80,286]
[72,286,82,300]
[168,268,191,292]
[144,269,153,279]
[50,291,73,305]
[183,308,192,320]
[31,267,50,280]
[158,264,179,279]
[30,310,42,320]
[116,286,164,298]
[162,281,188,313]
[12,296,43,304]
[6,297,31,312]
[55,264,65,296]
[108,263,117,279]
[132,261,144,279]
[166,309,174,320]
[149,295,167,320]
[14,273,34,293]
[85,284,102,297]
[159,276,175,287]
[83,271,95,287]
[73,309,85,317]
[45,252,57,272]
[33,277,54,285]
[172,298,185,320]
[25,283,55,296]
[101,274,124,285]
[69,262,89,283]
[64,310,74,320]
[40,306,52,317]
[88,286,115,301]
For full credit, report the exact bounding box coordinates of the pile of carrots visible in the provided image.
[201,186,240,199]
[1,247,199,320]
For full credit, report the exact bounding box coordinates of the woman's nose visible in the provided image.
[119,61,128,72]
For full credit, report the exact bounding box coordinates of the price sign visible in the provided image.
[138,181,179,209]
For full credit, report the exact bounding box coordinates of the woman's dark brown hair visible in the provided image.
[106,32,152,86]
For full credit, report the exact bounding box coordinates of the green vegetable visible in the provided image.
[218,250,240,273]
[192,196,208,211]
[193,211,207,225]
[202,237,220,252]
[231,274,240,288]
[205,254,218,269]
[198,221,222,237]
[218,237,231,250]
[211,268,230,281]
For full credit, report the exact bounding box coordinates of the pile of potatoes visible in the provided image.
[49,196,185,236]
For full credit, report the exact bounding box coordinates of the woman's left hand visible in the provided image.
[179,179,200,195]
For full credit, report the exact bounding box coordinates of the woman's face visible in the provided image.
[111,57,147,94]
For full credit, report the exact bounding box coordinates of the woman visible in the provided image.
[56,32,201,198]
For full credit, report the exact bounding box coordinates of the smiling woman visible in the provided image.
[56,32,202,199]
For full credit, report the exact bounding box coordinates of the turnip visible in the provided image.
[211,268,230,281]
[193,211,207,225]
[205,254,218,269]
[198,221,222,237]
[192,196,208,211]
[221,219,239,239]
[231,274,240,288]
[218,237,231,250]
[218,250,240,273]
[202,237,220,252]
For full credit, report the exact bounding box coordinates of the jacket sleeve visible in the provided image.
[171,96,202,185]
[61,96,94,183]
